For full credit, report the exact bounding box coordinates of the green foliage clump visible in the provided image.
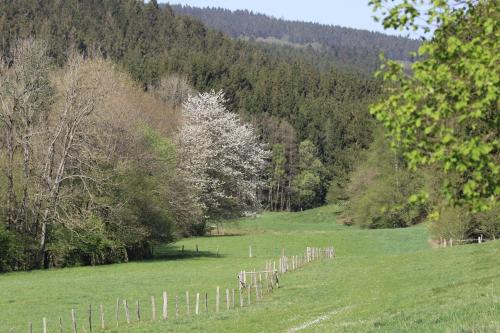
[429,205,500,241]
[370,0,499,212]
[0,224,19,271]
[345,130,429,228]
[292,140,326,210]
[47,216,127,267]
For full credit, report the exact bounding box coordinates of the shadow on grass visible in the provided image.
[205,233,244,238]
[151,247,225,261]
[149,233,244,262]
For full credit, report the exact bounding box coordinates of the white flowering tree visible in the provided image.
[178,91,269,221]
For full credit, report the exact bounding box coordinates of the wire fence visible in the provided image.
[9,246,335,333]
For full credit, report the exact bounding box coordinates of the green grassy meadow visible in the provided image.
[0,205,498,332]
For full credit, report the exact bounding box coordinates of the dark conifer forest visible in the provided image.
[0,0,389,211]
[170,4,420,72]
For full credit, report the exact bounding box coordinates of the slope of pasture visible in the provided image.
[0,205,498,332]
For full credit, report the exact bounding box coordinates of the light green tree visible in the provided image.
[293,140,325,210]
[369,0,499,212]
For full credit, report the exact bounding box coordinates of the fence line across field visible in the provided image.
[440,235,487,247]
[13,245,335,333]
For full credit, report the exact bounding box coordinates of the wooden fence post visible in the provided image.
[268,267,272,291]
[100,304,105,330]
[205,292,208,313]
[115,298,119,327]
[216,286,220,313]
[59,317,63,333]
[43,317,47,333]
[247,286,251,305]
[123,300,130,324]
[136,300,141,321]
[162,292,168,320]
[259,273,262,299]
[151,296,156,321]
[88,304,92,331]
[71,309,77,333]
[175,295,179,318]
[232,289,235,308]
[29,321,33,333]
[255,281,259,300]
[195,293,200,315]
[239,288,244,307]
[249,245,252,258]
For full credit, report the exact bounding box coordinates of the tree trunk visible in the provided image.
[5,117,17,229]
[280,187,285,211]
[21,134,32,232]
[276,182,280,211]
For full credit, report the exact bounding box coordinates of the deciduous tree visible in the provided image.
[178,91,269,221]
[369,0,499,211]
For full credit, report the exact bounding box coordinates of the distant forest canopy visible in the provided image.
[0,0,382,212]
[169,4,420,71]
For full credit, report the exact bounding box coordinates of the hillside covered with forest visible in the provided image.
[0,1,498,331]
[0,0,497,274]
[0,0,387,270]
[170,4,420,72]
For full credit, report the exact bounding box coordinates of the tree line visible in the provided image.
[4,0,491,272]
[170,4,421,72]
[0,0,386,212]
[0,37,270,271]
